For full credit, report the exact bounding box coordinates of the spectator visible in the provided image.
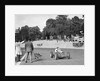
[25,37,34,63]
[15,42,22,62]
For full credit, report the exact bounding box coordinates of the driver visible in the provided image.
[55,47,63,54]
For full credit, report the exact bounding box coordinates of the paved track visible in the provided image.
[19,48,84,65]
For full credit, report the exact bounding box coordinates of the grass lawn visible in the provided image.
[19,48,84,65]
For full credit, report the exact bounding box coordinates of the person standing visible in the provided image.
[25,38,34,63]
[15,42,22,62]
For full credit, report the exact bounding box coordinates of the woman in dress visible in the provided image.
[15,42,22,62]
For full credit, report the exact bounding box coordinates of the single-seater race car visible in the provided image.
[50,51,71,60]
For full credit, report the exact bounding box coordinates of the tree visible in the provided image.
[56,15,68,20]
[43,15,71,39]
[15,27,22,42]
[56,15,68,25]
[16,25,42,41]
[42,26,50,39]
[28,26,42,41]
[46,18,56,28]
[70,16,84,36]
[42,15,84,40]
[20,25,29,41]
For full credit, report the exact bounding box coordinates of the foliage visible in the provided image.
[15,15,84,41]
[42,15,84,39]
[15,25,42,42]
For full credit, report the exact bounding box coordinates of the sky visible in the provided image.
[15,14,83,31]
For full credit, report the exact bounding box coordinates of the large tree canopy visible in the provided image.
[42,15,84,39]
[15,25,42,42]
[15,15,84,42]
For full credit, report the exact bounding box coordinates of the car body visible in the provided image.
[50,51,70,60]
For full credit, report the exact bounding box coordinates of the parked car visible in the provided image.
[73,36,84,47]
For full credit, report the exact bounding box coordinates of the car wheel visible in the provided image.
[67,52,70,59]
[50,54,53,58]
[55,54,58,60]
